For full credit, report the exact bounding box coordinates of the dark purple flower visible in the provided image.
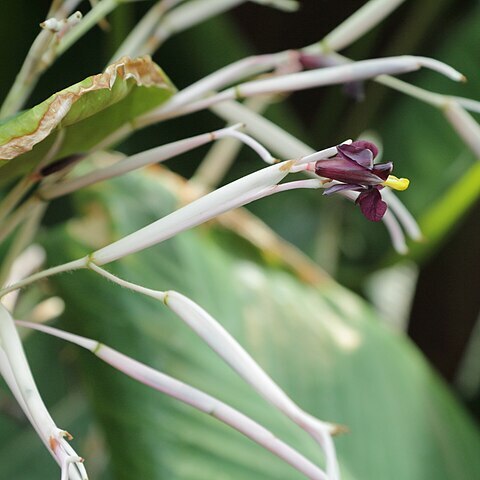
[315,141,409,222]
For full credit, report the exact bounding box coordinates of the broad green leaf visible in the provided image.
[0,56,175,184]
[34,171,480,480]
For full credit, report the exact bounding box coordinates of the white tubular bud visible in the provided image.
[0,305,87,479]
[322,0,406,52]
[444,102,480,158]
[91,160,294,265]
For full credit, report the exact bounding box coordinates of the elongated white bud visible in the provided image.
[91,160,294,265]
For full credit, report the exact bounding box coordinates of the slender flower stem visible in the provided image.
[110,0,187,61]
[382,189,422,241]
[443,102,480,158]
[152,51,293,116]
[89,159,294,265]
[0,141,339,296]
[137,55,464,127]
[193,96,275,188]
[212,100,313,157]
[319,0,407,52]
[85,263,340,477]
[375,75,445,108]
[56,0,120,56]
[17,320,328,480]
[0,305,87,479]
[0,348,54,460]
[0,0,82,118]
[40,125,274,200]
[0,258,87,299]
[140,0,246,54]
[211,100,419,252]
[251,0,299,11]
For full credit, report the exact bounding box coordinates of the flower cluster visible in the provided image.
[314,141,409,221]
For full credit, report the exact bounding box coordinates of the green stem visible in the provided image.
[0,257,88,299]
[57,0,120,56]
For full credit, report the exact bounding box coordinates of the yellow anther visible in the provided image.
[383,175,410,191]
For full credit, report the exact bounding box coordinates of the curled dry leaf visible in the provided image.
[0,56,175,162]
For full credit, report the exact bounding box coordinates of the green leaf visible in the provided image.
[0,56,175,184]
[34,171,480,480]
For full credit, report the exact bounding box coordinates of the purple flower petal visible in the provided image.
[323,183,363,195]
[356,188,387,222]
[315,157,385,185]
[371,162,393,181]
[337,141,378,168]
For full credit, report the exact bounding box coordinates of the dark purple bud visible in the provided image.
[39,153,84,177]
[315,156,389,186]
[356,188,387,222]
[337,141,378,168]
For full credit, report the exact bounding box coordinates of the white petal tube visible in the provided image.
[17,321,328,480]
[0,305,87,479]
[321,0,407,52]
[91,160,294,265]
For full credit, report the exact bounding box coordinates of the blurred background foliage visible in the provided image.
[0,0,480,478]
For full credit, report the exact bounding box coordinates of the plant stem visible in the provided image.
[0,258,87,299]
[0,305,87,479]
[40,125,274,199]
[0,0,82,118]
[320,0,407,52]
[136,55,463,127]
[139,0,246,54]
[18,319,329,480]
[110,0,185,61]
[87,263,340,476]
[56,0,119,56]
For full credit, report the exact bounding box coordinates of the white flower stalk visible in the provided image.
[0,138,404,299]
[89,160,297,265]
[212,100,420,253]
[40,124,275,200]
[137,55,464,126]
[212,100,314,157]
[17,321,330,480]
[382,189,422,241]
[86,145,341,266]
[0,305,87,480]
[141,0,247,53]
[443,102,480,159]
[319,0,407,52]
[194,96,276,188]
[251,0,299,11]
[85,263,341,478]
[0,0,83,118]
[152,51,295,116]
[110,0,186,61]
